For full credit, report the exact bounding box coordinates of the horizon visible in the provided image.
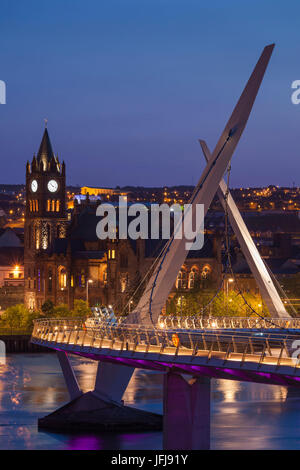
[0,182,299,190]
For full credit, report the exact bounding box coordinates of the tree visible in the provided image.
[22,308,42,330]
[71,299,90,319]
[0,304,37,329]
[0,304,25,328]
[53,304,71,318]
[41,299,54,316]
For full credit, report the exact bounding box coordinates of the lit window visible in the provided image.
[176,269,187,289]
[35,227,40,250]
[188,267,198,289]
[79,270,86,287]
[59,267,67,289]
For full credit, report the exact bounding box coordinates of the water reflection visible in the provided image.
[213,379,288,404]
[0,353,299,449]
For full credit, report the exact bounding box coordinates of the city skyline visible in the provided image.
[1,1,300,188]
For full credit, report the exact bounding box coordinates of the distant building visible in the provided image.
[0,227,24,309]
[0,228,24,287]
[0,247,24,287]
[81,186,128,200]
[81,186,116,196]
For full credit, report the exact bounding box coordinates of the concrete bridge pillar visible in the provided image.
[93,361,135,402]
[163,372,211,450]
[56,351,82,400]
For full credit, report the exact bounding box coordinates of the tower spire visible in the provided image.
[36,126,54,171]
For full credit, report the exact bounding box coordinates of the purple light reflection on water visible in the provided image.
[66,432,162,451]
[68,435,103,451]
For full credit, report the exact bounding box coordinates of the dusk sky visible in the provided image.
[0,0,300,188]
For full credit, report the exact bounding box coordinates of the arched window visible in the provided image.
[35,226,40,250]
[51,200,55,212]
[29,200,32,212]
[120,273,128,292]
[56,200,60,212]
[47,200,50,212]
[201,264,211,279]
[79,269,86,287]
[176,268,187,289]
[188,267,199,289]
[59,267,67,289]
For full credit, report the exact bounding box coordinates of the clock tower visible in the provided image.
[24,126,67,309]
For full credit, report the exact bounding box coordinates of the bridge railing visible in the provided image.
[157,315,300,330]
[31,318,300,370]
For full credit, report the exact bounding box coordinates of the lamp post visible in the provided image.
[225,278,234,314]
[86,279,93,305]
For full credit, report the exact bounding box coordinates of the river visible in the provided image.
[0,353,300,450]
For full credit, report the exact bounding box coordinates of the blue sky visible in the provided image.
[0,0,300,187]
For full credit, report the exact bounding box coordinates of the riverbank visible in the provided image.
[0,331,48,353]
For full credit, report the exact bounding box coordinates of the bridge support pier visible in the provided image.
[38,355,162,432]
[56,351,82,400]
[93,361,135,403]
[163,372,211,450]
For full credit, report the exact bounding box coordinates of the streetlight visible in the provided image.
[86,279,93,305]
[225,278,234,314]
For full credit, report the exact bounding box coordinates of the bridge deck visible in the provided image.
[31,318,300,387]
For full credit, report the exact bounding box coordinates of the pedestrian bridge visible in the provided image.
[31,317,300,387]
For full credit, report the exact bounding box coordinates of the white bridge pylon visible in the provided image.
[130,44,276,326]
[199,140,289,319]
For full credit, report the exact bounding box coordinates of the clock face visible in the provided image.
[48,179,58,193]
[31,180,38,192]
